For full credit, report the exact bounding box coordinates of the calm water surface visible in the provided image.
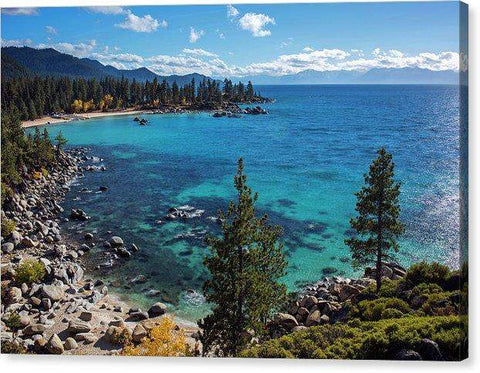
[32,85,461,322]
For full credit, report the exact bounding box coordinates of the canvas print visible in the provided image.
[0,2,468,359]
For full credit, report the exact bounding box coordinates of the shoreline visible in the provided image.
[0,148,197,355]
[21,110,146,128]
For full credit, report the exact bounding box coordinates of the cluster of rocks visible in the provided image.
[243,106,268,115]
[0,148,187,354]
[271,262,407,335]
[164,205,205,221]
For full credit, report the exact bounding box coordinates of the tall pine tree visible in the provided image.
[198,158,287,357]
[345,147,405,292]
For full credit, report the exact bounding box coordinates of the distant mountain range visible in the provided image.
[229,68,459,85]
[1,47,212,86]
[2,46,459,85]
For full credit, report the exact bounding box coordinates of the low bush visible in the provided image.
[15,259,46,285]
[404,261,451,290]
[350,297,410,321]
[241,316,466,360]
[4,313,23,331]
[1,218,15,237]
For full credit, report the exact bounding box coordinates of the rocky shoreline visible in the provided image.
[0,149,197,354]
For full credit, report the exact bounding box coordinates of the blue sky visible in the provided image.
[1,2,462,77]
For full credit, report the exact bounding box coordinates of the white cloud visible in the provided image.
[116,11,164,33]
[182,48,218,57]
[238,13,275,37]
[1,38,32,47]
[85,6,125,15]
[227,5,239,18]
[303,46,314,52]
[45,26,58,35]
[189,27,205,43]
[36,40,97,58]
[1,8,38,16]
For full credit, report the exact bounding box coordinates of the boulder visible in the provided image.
[63,337,78,350]
[67,319,92,334]
[109,236,124,247]
[132,324,147,343]
[394,349,422,360]
[305,310,322,327]
[129,311,149,321]
[300,295,318,309]
[339,284,361,301]
[2,242,14,254]
[74,333,96,344]
[274,313,298,329]
[46,333,64,354]
[418,338,443,361]
[41,284,65,302]
[23,324,46,336]
[8,287,23,303]
[148,302,167,318]
[79,311,93,322]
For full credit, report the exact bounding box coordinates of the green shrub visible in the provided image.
[404,261,451,290]
[1,340,27,354]
[381,308,404,319]
[4,313,22,331]
[411,283,443,298]
[351,297,410,321]
[241,316,466,360]
[1,182,14,207]
[15,259,46,285]
[421,292,455,316]
[1,218,15,237]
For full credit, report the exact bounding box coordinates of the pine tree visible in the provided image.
[198,158,287,357]
[54,131,68,157]
[345,147,405,292]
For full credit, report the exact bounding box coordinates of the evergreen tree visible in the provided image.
[198,158,287,357]
[54,131,68,157]
[345,147,405,292]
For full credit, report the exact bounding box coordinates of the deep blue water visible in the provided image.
[32,85,461,322]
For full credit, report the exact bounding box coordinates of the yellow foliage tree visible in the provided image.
[102,94,114,111]
[71,99,83,113]
[82,99,95,113]
[122,316,191,357]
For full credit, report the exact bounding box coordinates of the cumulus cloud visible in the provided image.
[227,5,239,18]
[182,48,218,57]
[1,8,38,16]
[238,13,275,37]
[85,6,125,15]
[45,26,58,35]
[189,27,205,43]
[116,11,165,33]
[36,40,96,58]
[303,46,314,52]
[1,38,33,47]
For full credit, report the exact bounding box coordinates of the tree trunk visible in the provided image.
[234,244,244,356]
[376,185,384,293]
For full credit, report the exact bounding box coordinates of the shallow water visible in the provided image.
[32,85,461,322]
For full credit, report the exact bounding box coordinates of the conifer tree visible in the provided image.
[345,147,405,292]
[199,158,287,357]
[54,131,68,157]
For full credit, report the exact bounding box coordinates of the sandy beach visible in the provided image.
[21,110,146,128]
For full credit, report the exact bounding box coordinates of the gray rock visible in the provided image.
[23,323,46,336]
[394,349,422,360]
[47,333,64,354]
[109,236,124,247]
[8,287,23,303]
[129,311,149,321]
[132,324,147,343]
[63,337,78,350]
[2,242,14,254]
[274,312,299,329]
[41,284,65,302]
[67,319,92,334]
[148,302,167,318]
[305,310,322,327]
[418,338,443,361]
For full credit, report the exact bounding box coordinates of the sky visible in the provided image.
[1,2,462,77]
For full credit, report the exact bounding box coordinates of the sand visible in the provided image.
[21,110,146,128]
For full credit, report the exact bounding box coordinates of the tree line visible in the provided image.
[1,75,261,121]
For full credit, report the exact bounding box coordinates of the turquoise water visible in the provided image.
[33,85,461,322]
